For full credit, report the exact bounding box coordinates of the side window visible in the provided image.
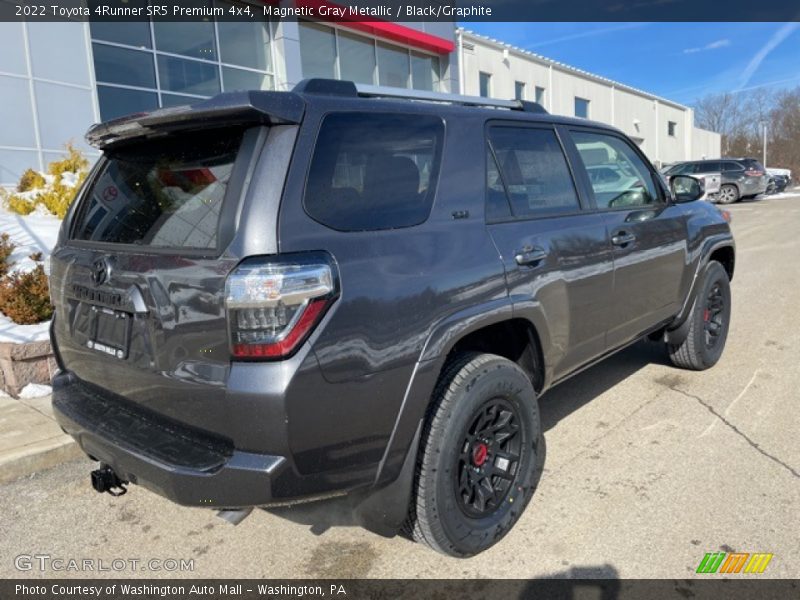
[304,113,443,231]
[487,126,580,219]
[723,161,743,172]
[571,131,661,209]
[696,162,721,173]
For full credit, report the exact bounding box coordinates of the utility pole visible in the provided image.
[762,121,768,167]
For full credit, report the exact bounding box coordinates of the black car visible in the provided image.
[50,79,735,557]
[769,174,790,193]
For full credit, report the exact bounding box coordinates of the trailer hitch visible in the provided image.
[90,465,128,496]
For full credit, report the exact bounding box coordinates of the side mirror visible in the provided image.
[670,174,704,203]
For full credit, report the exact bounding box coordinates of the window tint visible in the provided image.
[486,146,512,221]
[304,113,443,231]
[695,161,721,173]
[723,161,744,172]
[72,130,243,249]
[488,127,580,218]
[572,131,660,209]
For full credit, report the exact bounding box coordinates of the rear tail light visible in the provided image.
[225,254,337,360]
[744,169,764,177]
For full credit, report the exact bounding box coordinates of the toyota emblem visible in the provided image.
[91,257,111,286]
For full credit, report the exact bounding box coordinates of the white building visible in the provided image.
[457,29,720,167]
[0,12,720,186]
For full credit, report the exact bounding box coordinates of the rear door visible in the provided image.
[485,123,613,379]
[49,126,274,431]
[566,128,688,349]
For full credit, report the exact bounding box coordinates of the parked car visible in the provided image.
[773,174,789,193]
[50,79,735,557]
[664,159,768,204]
[767,169,791,193]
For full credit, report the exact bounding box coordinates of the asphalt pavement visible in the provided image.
[1,192,798,579]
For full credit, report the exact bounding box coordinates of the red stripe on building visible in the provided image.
[294,0,455,54]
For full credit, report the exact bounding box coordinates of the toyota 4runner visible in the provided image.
[50,79,735,557]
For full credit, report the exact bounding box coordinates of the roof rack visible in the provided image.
[356,83,548,114]
[291,79,547,113]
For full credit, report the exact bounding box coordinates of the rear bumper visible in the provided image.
[52,371,286,507]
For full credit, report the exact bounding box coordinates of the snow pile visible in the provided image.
[0,206,62,343]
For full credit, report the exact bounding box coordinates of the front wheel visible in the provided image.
[668,261,732,370]
[409,353,544,557]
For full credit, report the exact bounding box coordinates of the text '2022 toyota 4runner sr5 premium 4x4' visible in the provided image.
[50,79,735,557]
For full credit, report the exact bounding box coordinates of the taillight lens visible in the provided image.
[225,255,336,360]
[745,169,764,177]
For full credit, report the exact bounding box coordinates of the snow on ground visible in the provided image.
[17,383,52,398]
[0,205,62,343]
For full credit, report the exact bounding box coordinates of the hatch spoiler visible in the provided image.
[86,90,305,149]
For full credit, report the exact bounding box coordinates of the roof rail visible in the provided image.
[356,83,548,113]
[290,79,548,113]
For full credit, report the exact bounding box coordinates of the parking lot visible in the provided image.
[1,192,799,580]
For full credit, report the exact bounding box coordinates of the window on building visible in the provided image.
[297,22,441,92]
[668,121,677,137]
[411,52,440,91]
[304,113,444,231]
[487,127,580,219]
[574,97,590,118]
[572,131,660,209]
[479,72,492,97]
[514,81,525,101]
[298,21,337,79]
[90,0,275,122]
[377,42,409,88]
[535,86,545,105]
[338,30,376,85]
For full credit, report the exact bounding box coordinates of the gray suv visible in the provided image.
[50,79,735,557]
[665,158,768,203]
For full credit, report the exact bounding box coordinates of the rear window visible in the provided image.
[304,112,444,231]
[72,130,244,249]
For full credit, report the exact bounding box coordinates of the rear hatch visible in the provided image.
[50,93,302,436]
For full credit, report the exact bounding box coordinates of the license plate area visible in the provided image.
[87,307,131,359]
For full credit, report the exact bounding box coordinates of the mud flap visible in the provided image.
[351,421,422,538]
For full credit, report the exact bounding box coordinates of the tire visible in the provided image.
[408,352,544,557]
[718,184,739,204]
[668,261,731,370]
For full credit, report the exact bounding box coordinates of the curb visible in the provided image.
[0,434,82,484]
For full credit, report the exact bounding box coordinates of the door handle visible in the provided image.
[514,246,548,266]
[611,232,636,247]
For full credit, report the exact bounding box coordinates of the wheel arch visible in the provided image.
[360,304,549,536]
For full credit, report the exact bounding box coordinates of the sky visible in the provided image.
[463,22,800,106]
